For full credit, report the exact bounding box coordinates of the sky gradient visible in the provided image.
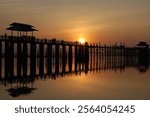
[0,0,150,45]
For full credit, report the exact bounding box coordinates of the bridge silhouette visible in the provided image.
[0,22,149,97]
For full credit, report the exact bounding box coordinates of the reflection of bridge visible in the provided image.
[0,35,149,97]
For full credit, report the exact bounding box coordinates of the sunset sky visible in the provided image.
[0,0,150,45]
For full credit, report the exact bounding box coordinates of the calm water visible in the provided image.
[0,56,150,100]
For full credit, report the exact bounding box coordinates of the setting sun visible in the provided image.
[78,37,86,44]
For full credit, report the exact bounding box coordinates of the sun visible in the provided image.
[78,37,86,44]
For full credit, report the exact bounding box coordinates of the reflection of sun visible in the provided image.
[78,37,85,44]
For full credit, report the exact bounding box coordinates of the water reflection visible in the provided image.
[0,54,149,93]
[0,38,150,98]
[7,87,36,97]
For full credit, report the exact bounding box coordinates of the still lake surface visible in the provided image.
[0,56,150,100]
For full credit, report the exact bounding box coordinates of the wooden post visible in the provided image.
[81,45,85,71]
[17,40,22,78]
[62,44,66,74]
[90,44,93,72]
[9,40,14,79]
[39,41,44,77]
[93,43,95,71]
[85,42,89,74]
[30,39,36,77]
[23,41,28,76]
[55,44,59,74]
[78,45,82,71]
[5,41,10,79]
[47,42,52,75]
[96,44,98,71]
[68,44,72,72]
[74,45,78,73]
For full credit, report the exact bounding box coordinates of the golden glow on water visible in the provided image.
[0,56,150,99]
[0,66,150,99]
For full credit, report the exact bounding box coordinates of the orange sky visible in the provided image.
[0,0,150,46]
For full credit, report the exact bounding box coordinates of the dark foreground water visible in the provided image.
[0,57,150,100]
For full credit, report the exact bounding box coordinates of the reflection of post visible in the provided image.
[68,44,72,72]
[55,44,59,74]
[30,39,36,77]
[39,41,44,77]
[23,42,27,76]
[0,40,2,79]
[47,42,52,75]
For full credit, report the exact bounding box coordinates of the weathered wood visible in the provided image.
[68,45,72,72]
[47,43,52,75]
[74,45,78,73]
[62,44,66,73]
[9,41,14,78]
[5,41,10,78]
[30,40,36,76]
[55,44,59,74]
[23,42,27,76]
[17,41,22,79]
[39,42,44,77]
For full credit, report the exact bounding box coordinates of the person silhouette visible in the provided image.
[4,33,7,39]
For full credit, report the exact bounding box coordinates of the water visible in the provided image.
[0,56,150,100]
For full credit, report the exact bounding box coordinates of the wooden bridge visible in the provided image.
[0,22,149,96]
[0,34,149,86]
